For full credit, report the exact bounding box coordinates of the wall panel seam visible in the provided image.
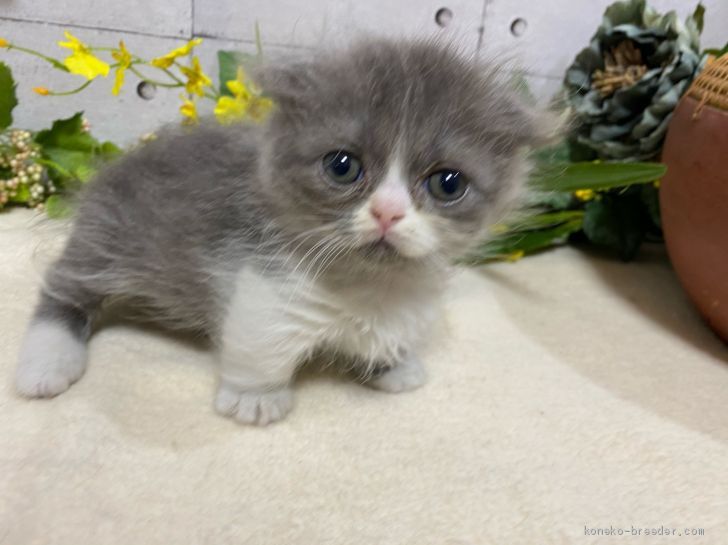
[0,15,187,41]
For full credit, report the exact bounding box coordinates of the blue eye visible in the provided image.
[425,169,468,202]
[323,151,363,185]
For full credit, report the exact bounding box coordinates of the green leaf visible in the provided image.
[692,3,705,33]
[641,183,661,229]
[35,113,98,152]
[98,141,122,159]
[8,183,30,203]
[74,162,97,182]
[42,148,96,183]
[34,112,119,183]
[468,212,584,263]
[567,138,598,162]
[531,140,571,166]
[582,192,648,260]
[477,220,584,262]
[0,62,18,129]
[44,195,73,218]
[36,157,74,181]
[500,210,585,232]
[217,50,255,97]
[530,161,667,192]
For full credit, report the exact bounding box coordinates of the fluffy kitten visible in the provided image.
[16,39,555,425]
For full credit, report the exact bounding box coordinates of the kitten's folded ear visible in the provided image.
[481,63,570,151]
[510,100,569,150]
[253,60,316,111]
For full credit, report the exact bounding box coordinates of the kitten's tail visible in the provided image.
[15,290,96,398]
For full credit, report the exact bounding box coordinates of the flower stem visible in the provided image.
[255,22,263,58]
[128,65,184,88]
[162,68,185,85]
[7,45,68,71]
[46,79,94,96]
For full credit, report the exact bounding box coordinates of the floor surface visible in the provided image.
[2,209,727,545]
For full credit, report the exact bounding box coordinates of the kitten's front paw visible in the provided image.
[16,322,87,398]
[215,381,294,426]
[367,355,426,393]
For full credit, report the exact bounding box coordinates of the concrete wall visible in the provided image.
[0,0,725,143]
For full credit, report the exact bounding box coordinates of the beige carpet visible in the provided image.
[2,209,727,545]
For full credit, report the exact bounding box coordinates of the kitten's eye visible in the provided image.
[425,169,468,202]
[322,151,363,185]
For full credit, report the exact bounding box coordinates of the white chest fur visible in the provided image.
[219,265,443,384]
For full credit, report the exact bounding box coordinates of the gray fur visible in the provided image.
[21,38,555,403]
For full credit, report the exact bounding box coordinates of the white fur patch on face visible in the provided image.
[351,154,439,258]
[16,320,87,398]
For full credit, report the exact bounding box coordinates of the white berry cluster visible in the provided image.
[0,129,55,210]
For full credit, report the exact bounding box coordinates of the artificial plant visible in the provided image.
[0,30,272,215]
[477,0,716,263]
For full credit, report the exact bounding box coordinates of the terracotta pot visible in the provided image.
[660,95,728,341]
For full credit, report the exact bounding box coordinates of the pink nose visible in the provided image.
[370,203,405,233]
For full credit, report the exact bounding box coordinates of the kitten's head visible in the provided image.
[255,39,557,273]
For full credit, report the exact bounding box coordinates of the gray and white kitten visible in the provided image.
[16,39,554,425]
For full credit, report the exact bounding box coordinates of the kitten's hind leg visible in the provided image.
[16,292,94,398]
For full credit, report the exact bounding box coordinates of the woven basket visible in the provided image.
[688,55,728,113]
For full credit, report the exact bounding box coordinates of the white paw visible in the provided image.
[215,381,294,426]
[368,356,427,393]
[16,321,87,398]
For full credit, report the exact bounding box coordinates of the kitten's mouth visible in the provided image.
[357,237,404,260]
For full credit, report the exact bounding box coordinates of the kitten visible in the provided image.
[16,39,555,425]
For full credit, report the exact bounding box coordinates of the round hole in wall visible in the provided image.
[510,17,527,37]
[435,7,454,28]
[136,81,157,100]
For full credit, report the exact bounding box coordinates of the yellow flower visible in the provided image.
[214,95,248,124]
[33,86,50,96]
[248,96,274,122]
[653,179,661,188]
[505,250,525,262]
[0,38,9,48]
[150,38,202,69]
[179,95,198,124]
[226,72,251,102]
[58,32,110,80]
[574,189,596,201]
[111,40,132,96]
[214,67,273,124]
[179,56,212,96]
